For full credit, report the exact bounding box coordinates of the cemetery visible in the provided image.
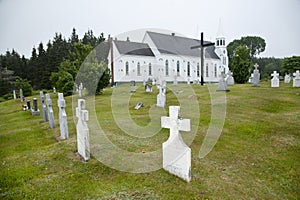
[0,81,299,199]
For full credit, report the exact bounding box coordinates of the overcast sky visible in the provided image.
[0,0,299,58]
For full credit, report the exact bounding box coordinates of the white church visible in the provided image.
[107,31,228,84]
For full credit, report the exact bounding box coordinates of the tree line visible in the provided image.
[0,28,110,97]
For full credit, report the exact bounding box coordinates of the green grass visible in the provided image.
[0,81,299,199]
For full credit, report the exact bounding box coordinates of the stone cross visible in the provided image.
[76,99,90,161]
[161,106,191,182]
[20,89,24,102]
[57,93,69,139]
[284,74,291,84]
[46,93,55,129]
[13,90,16,99]
[31,98,40,116]
[217,72,230,92]
[271,71,280,88]
[79,82,83,98]
[156,86,166,108]
[252,63,260,87]
[40,91,48,122]
[226,70,234,86]
[293,70,300,87]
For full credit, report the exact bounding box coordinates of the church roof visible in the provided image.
[114,40,155,57]
[146,31,220,59]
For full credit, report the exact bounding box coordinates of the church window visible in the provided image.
[217,40,219,46]
[214,64,217,77]
[223,40,225,46]
[206,63,209,77]
[197,63,200,77]
[149,63,152,76]
[137,62,141,76]
[165,60,169,76]
[125,61,129,75]
[187,61,190,77]
[177,61,180,76]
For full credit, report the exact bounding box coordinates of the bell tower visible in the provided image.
[215,19,229,73]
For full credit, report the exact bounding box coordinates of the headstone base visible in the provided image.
[31,109,40,116]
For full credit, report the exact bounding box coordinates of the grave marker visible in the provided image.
[173,75,178,86]
[161,106,191,182]
[252,63,260,87]
[31,98,40,116]
[13,90,16,99]
[27,100,31,110]
[217,72,230,92]
[271,71,280,88]
[79,82,83,98]
[134,102,144,110]
[58,93,69,139]
[293,70,300,87]
[40,91,48,122]
[284,74,291,83]
[226,70,234,86]
[157,86,166,108]
[46,93,55,128]
[145,84,153,93]
[76,99,90,161]
[130,80,136,93]
[20,89,24,102]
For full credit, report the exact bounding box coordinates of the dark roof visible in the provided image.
[114,40,155,57]
[146,31,220,59]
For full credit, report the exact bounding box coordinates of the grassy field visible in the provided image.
[0,81,299,199]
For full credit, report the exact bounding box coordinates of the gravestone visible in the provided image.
[27,100,31,110]
[13,90,16,99]
[31,98,40,116]
[20,89,24,102]
[271,71,280,88]
[76,99,90,161]
[173,75,178,86]
[53,87,56,94]
[57,93,69,139]
[79,82,83,98]
[143,79,146,86]
[252,63,260,87]
[293,70,300,87]
[226,70,234,86]
[284,74,291,83]
[134,102,144,110]
[161,106,191,182]
[187,78,190,85]
[145,84,153,93]
[40,91,48,122]
[248,73,254,83]
[217,72,230,92]
[156,86,166,108]
[46,93,55,128]
[130,80,136,93]
[162,80,167,94]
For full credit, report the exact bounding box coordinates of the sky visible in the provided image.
[0,0,299,58]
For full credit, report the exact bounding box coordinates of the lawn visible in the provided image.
[0,81,299,199]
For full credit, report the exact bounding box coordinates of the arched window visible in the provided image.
[223,40,225,46]
[125,61,129,75]
[197,63,200,77]
[206,63,209,77]
[187,61,190,77]
[165,60,169,76]
[214,64,217,77]
[177,61,180,76]
[217,40,219,46]
[137,62,141,76]
[149,63,152,76]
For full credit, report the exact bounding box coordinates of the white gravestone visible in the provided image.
[226,70,234,86]
[19,89,24,102]
[13,90,16,99]
[173,75,178,86]
[76,99,90,161]
[79,82,83,98]
[57,93,69,139]
[46,94,55,129]
[157,86,166,108]
[293,70,300,87]
[187,78,190,85]
[248,73,254,83]
[161,106,191,182]
[252,63,260,87]
[145,84,153,93]
[162,80,167,94]
[284,74,291,83]
[40,91,48,122]
[217,72,230,92]
[271,71,280,88]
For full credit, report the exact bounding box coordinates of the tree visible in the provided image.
[230,45,252,83]
[281,56,300,75]
[15,77,32,96]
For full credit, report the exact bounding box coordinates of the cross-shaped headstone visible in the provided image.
[271,71,280,88]
[252,63,260,87]
[57,93,68,139]
[293,70,300,87]
[191,32,215,85]
[254,63,259,70]
[161,106,191,182]
[46,93,55,128]
[76,99,90,161]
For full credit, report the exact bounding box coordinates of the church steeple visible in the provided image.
[216,18,225,47]
[215,19,229,73]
